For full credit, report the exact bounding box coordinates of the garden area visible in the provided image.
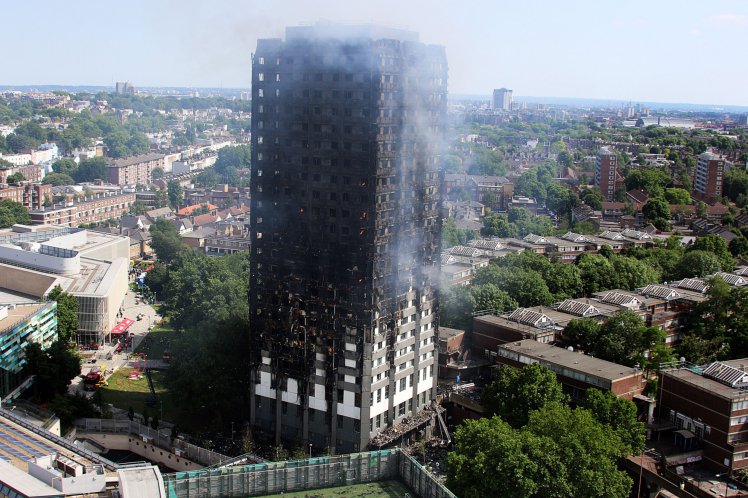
[261,481,413,498]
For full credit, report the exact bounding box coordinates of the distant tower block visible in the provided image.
[492,88,512,110]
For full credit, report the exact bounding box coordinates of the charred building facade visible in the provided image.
[249,24,447,453]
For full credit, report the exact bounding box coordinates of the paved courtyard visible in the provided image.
[69,287,161,395]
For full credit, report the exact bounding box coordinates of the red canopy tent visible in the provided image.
[110,318,135,336]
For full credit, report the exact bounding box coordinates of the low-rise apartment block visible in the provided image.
[107,153,165,185]
[29,192,135,227]
[0,182,52,210]
[658,360,748,473]
[496,339,645,400]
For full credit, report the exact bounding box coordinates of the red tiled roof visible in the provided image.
[177,203,218,215]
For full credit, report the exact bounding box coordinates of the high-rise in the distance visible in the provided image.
[595,146,618,201]
[492,88,512,110]
[249,24,447,453]
[693,151,731,204]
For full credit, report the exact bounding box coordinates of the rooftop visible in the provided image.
[499,339,640,381]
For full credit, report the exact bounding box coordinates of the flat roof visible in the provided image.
[0,460,60,497]
[438,327,464,340]
[0,302,51,333]
[499,339,640,381]
[118,466,166,498]
[663,363,748,401]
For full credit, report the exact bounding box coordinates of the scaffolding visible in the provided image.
[162,448,455,498]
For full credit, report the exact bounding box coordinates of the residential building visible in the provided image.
[492,88,513,111]
[249,23,446,453]
[115,81,136,94]
[107,153,165,186]
[658,360,748,473]
[0,301,58,397]
[29,191,135,227]
[694,151,731,204]
[496,340,645,400]
[0,164,44,183]
[595,146,618,201]
[0,182,52,210]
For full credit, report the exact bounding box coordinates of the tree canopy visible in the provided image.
[148,218,187,263]
[46,285,79,343]
[23,341,80,403]
[0,199,30,228]
[482,364,567,428]
[449,367,639,498]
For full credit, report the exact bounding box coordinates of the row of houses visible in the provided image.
[471,269,747,355]
[441,229,660,285]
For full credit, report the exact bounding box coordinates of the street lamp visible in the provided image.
[309,443,312,459]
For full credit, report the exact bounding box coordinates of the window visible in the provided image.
[398,402,406,416]
[400,378,406,392]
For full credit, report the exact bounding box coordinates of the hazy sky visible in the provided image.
[3,0,747,105]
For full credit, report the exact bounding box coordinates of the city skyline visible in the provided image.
[2,0,748,106]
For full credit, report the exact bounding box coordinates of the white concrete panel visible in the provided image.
[336,403,361,419]
[344,358,356,368]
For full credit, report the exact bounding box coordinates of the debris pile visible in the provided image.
[370,404,445,447]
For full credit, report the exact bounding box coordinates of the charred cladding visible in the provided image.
[249,23,447,454]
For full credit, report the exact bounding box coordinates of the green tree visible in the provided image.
[23,341,81,403]
[687,234,734,271]
[214,145,251,176]
[447,416,569,498]
[610,255,661,291]
[564,317,602,354]
[576,254,618,295]
[166,315,251,431]
[52,158,78,176]
[482,364,567,428]
[129,200,148,215]
[439,285,476,332]
[473,265,553,307]
[6,172,24,184]
[46,285,79,343]
[580,389,645,454]
[470,284,517,314]
[664,188,691,205]
[151,167,164,180]
[481,212,517,238]
[642,197,670,230]
[683,278,748,361]
[194,168,220,188]
[42,172,75,186]
[149,218,187,263]
[0,199,30,227]
[675,250,723,279]
[74,157,107,182]
[167,180,183,209]
[525,404,633,498]
[729,237,748,258]
[580,188,603,210]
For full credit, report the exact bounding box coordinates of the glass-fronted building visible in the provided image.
[0,301,58,398]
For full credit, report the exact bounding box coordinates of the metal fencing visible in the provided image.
[162,448,456,498]
[75,418,230,467]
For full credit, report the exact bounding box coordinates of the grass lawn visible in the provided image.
[135,323,177,360]
[100,324,181,423]
[100,368,179,422]
[260,481,413,498]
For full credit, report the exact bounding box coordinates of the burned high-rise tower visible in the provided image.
[249,24,447,453]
